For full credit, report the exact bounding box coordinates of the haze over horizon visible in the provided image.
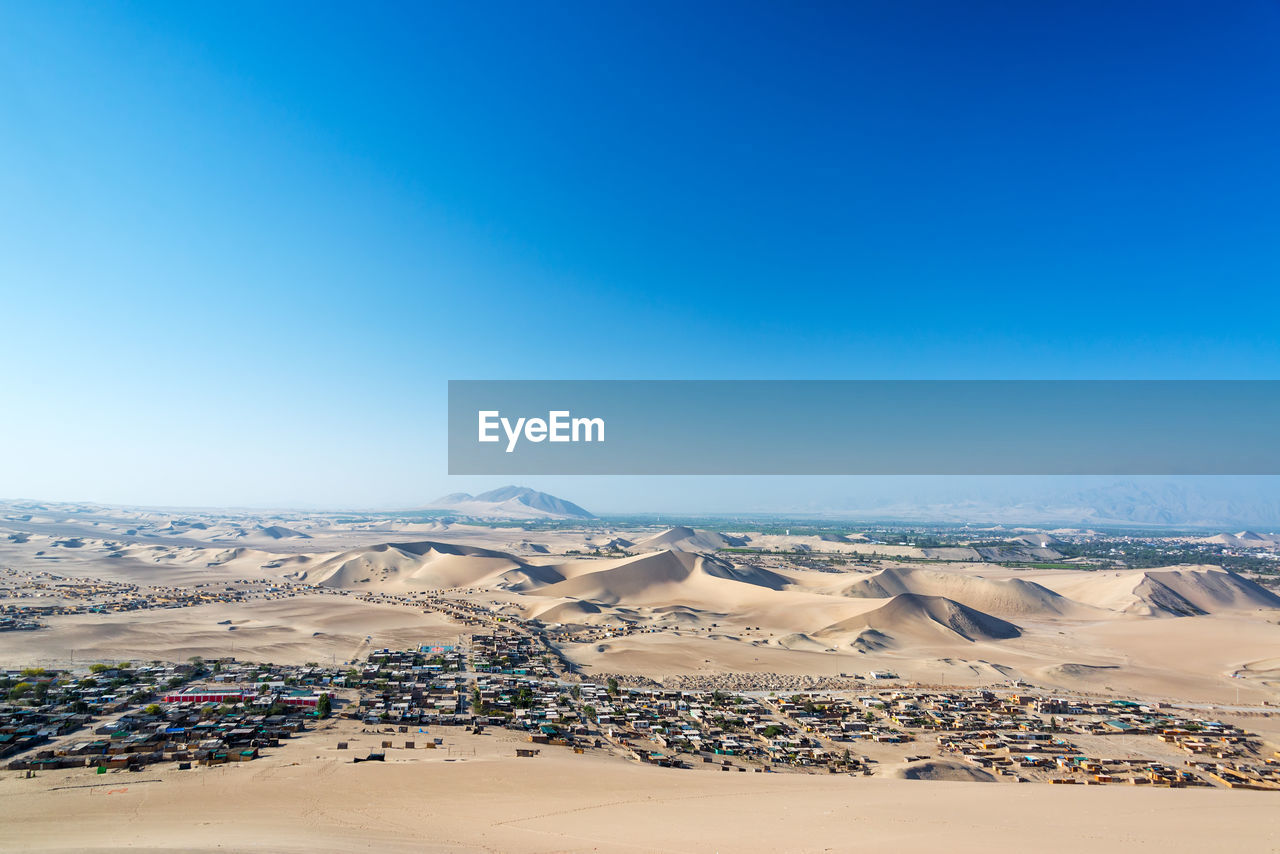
[8,477,1280,531]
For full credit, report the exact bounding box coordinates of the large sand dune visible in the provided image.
[817,593,1023,646]
[1201,530,1280,548]
[287,541,528,589]
[530,550,788,606]
[838,565,1082,617]
[1037,565,1280,617]
[628,526,749,552]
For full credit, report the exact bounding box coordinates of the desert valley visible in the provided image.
[2,488,1279,851]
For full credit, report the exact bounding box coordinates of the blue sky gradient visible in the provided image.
[2,1,1279,509]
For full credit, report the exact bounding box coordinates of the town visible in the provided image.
[5,632,1279,791]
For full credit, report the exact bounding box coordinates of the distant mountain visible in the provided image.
[424,486,594,520]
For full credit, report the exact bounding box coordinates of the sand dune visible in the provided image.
[838,566,1081,617]
[817,594,1023,646]
[530,550,786,606]
[628,526,748,552]
[847,627,894,652]
[280,541,788,616]
[533,551,705,603]
[1039,662,1124,687]
[491,563,567,591]
[288,541,527,589]
[1201,530,1280,548]
[698,558,789,589]
[588,535,635,550]
[524,598,605,624]
[425,485,595,519]
[650,604,718,628]
[252,524,310,540]
[775,632,833,652]
[1039,565,1280,617]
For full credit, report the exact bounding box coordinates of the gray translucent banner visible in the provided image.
[448,381,1280,475]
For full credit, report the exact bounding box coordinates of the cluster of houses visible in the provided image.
[762,687,1280,789]
[8,701,314,773]
[419,594,519,628]
[534,620,665,647]
[473,675,595,748]
[1,703,94,763]
[326,644,1280,788]
[469,632,552,677]
[1,657,343,773]
[342,589,581,679]
[595,686,787,769]
[4,661,198,715]
[193,658,346,691]
[0,566,258,620]
[0,616,42,632]
[347,647,468,724]
[4,635,1276,792]
[1,660,204,768]
[7,700,315,772]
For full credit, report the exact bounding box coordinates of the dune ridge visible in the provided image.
[1038,565,1280,617]
[817,593,1023,646]
[839,566,1080,617]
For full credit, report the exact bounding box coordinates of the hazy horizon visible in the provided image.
[7,475,1280,530]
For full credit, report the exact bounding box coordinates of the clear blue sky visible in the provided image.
[2,1,1278,509]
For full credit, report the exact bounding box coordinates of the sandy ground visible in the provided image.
[0,596,463,668]
[2,720,1278,853]
[4,508,1280,850]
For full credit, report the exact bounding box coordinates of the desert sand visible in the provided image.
[2,720,1277,853]
[4,501,1280,852]
[0,595,461,668]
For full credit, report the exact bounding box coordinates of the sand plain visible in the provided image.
[2,719,1278,853]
